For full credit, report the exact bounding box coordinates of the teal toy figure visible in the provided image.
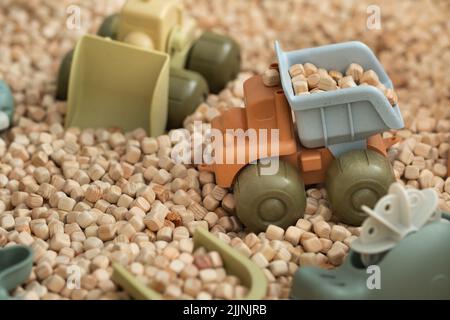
[291,182,450,299]
[0,80,14,131]
[0,246,33,300]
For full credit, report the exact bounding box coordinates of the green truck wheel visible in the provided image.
[56,49,74,101]
[97,13,119,39]
[186,31,240,94]
[234,160,306,232]
[326,149,395,226]
[168,68,208,130]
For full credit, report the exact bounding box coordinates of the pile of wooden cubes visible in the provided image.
[288,62,398,106]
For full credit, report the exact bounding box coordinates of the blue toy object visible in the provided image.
[0,80,14,130]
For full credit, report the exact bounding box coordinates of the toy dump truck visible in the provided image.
[0,80,14,131]
[201,41,404,232]
[56,0,240,135]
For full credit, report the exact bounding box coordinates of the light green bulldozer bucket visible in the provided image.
[66,34,170,136]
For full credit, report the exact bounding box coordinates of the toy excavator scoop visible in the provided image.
[353,182,439,256]
[0,246,33,300]
[66,35,170,136]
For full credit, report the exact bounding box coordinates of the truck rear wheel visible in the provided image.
[326,149,395,226]
[186,32,240,94]
[97,14,119,39]
[234,160,306,232]
[168,68,208,130]
[56,49,74,101]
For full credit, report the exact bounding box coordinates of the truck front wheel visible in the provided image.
[326,149,395,226]
[234,160,306,232]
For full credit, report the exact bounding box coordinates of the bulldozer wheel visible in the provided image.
[56,49,74,101]
[234,160,306,232]
[326,149,395,226]
[97,14,119,39]
[186,31,240,94]
[168,68,209,130]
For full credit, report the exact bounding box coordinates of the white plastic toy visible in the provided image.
[352,182,442,266]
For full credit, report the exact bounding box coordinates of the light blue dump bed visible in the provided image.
[275,41,404,153]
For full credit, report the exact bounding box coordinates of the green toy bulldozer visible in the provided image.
[56,0,240,136]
